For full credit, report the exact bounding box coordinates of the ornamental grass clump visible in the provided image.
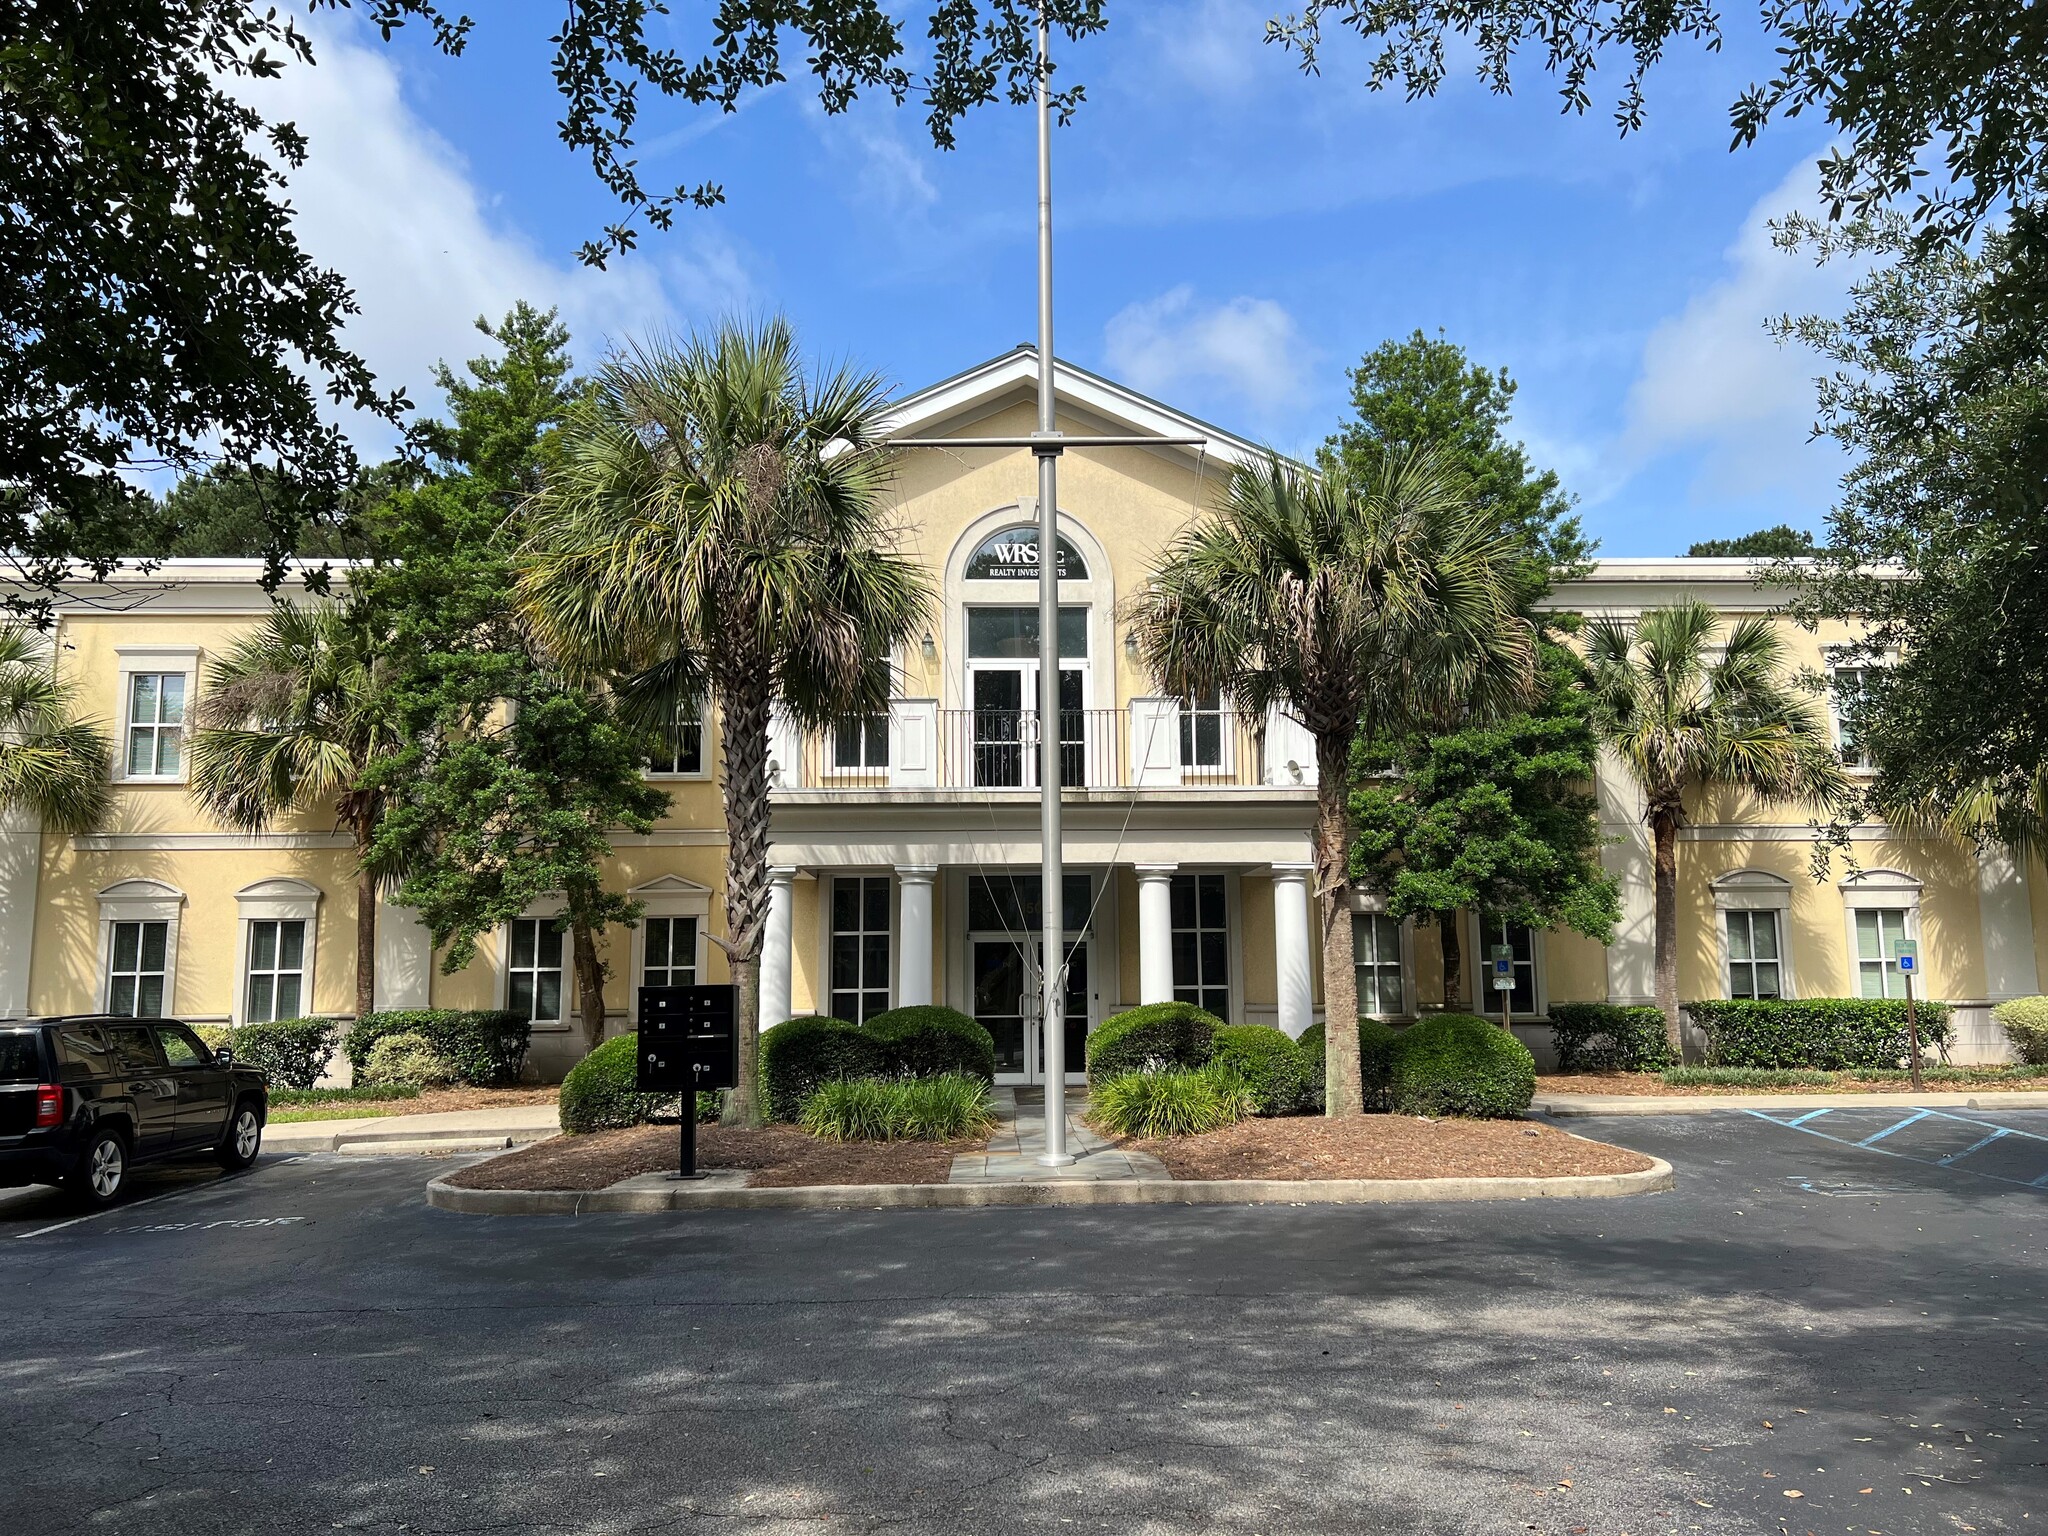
[1090,1064,1258,1139]
[798,1073,996,1142]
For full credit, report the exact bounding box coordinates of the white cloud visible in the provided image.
[1133,0,1278,98]
[230,22,755,447]
[1102,286,1308,422]
[1608,157,1859,504]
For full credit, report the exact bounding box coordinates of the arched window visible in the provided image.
[963,527,1089,580]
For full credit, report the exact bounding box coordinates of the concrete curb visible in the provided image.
[266,1123,558,1154]
[1536,1090,2048,1117]
[424,1157,1674,1215]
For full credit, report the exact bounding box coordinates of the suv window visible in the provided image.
[154,1025,208,1068]
[53,1024,112,1083]
[103,1025,165,1074]
[0,1031,42,1082]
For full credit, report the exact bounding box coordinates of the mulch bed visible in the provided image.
[444,1122,984,1192]
[1540,1072,2044,1097]
[1119,1114,1656,1181]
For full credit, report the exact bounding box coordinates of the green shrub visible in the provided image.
[1091,1064,1257,1138]
[558,1034,724,1133]
[1388,1013,1536,1119]
[1208,1024,1307,1116]
[362,1032,458,1089]
[193,1024,229,1051]
[861,1005,997,1081]
[269,1084,423,1107]
[1662,1066,1838,1088]
[1991,996,2048,1065]
[798,1072,997,1141]
[1681,998,1953,1070]
[1085,1002,1220,1083]
[1296,1018,1402,1112]
[220,1017,336,1089]
[1548,1003,1674,1074]
[760,1016,887,1121]
[345,1010,531,1086]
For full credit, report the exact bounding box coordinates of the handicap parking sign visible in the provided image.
[1893,937,1918,973]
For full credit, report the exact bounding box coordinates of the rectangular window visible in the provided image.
[1477,917,1537,1017]
[829,876,891,1024]
[1724,910,1784,1000]
[649,699,704,776]
[965,874,1092,934]
[106,920,169,1016]
[1832,667,1872,769]
[965,606,1089,659]
[1854,908,1910,998]
[508,917,565,1023]
[244,918,307,1022]
[643,916,698,988]
[1354,912,1406,1017]
[1169,874,1230,1017]
[1179,689,1227,770]
[124,672,186,778]
[832,715,889,769]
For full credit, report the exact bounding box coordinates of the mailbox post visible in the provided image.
[1491,944,1515,1034]
[637,985,740,1179]
[1893,939,1923,1092]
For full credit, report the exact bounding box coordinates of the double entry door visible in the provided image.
[969,665,1086,788]
[970,936,1088,1084]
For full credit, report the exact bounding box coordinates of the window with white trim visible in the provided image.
[1724,909,1783,999]
[244,919,307,1021]
[829,876,891,1023]
[507,918,565,1023]
[107,921,170,1016]
[648,698,705,776]
[643,916,698,988]
[1354,912,1405,1017]
[1170,873,1230,1017]
[1830,666,1874,769]
[1853,908,1911,998]
[124,672,186,779]
[1476,916,1537,1017]
[1179,688,1228,770]
[832,715,888,770]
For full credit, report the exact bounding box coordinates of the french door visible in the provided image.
[969,664,1087,788]
[970,935,1089,1083]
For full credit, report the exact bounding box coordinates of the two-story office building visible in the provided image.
[0,348,2037,1075]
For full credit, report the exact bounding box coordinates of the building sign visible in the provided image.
[965,527,1089,581]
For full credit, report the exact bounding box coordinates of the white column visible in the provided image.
[1137,864,1177,1004]
[0,808,40,1018]
[1272,863,1314,1038]
[896,866,937,1007]
[761,866,796,1028]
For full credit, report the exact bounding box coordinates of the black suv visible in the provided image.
[0,1017,269,1206]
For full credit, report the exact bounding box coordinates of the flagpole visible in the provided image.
[1032,9,1074,1166]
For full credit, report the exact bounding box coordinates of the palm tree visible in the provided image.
[517,319,931,1127]
[189,602,398,1020]
[1583,600,1853,1054]
[0,621,113,833]
[1129,450,1535,1116]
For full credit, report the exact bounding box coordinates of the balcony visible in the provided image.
[772,700,1317,793]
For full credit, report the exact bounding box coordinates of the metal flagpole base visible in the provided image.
[1036,1152,1076,1167]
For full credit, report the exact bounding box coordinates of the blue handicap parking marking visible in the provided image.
[1745,1105,2048,1189]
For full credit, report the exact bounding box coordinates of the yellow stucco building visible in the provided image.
[1,349,2032,1074]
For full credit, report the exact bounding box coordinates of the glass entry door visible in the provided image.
[970,936,1089,1083]
[968,664,1085,788]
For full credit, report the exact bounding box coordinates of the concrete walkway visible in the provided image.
[1536,1087,2048,1117]
[948,1087,1170,1184]
[265,1104,561,1154]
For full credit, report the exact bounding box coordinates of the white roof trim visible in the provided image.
[879,346,1273,470]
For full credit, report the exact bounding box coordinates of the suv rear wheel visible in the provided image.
[216,1101,263,1171]
[68,1128,128,1207]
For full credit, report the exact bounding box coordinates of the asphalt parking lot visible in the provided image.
[2,1109,2041,1536]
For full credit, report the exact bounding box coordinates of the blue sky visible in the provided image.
[247,1,1861,556]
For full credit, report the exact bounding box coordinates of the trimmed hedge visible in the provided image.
[1548,1003,1675,1074]
[362,1032,457,1089]
[1297,1018,1402,1112]
[1084,1002,1220,1083]
[760,1016,886,1122]
[861,1005,997,1081]
[1681,998,1953,1070]
[345,1010,531,1087]
[1991,996,2048,1065]
[1388,1012,1536,1119]
[560,1033,721,1132]
[192,1018,336,1089]
[1209,1024,1308,1116]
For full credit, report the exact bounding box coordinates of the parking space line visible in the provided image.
[1789,1107,1835,1127]
[14,1181,195,1240]
[1859,1108,1934,1146]
[1939,1127,2012,1165]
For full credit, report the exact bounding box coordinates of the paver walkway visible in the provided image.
[949,1087,1171,1184]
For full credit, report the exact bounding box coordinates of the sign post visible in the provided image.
[1491,944,1515,1035]
[637,985,739,1179]
[1893,938,1923,1091]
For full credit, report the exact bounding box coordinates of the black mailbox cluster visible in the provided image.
[636,985,739,1093]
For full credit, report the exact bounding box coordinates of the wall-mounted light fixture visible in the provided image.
[921,629,936,661]
[1123,631,1139,663]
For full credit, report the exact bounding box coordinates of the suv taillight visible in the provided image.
[33,1085,63,1129]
